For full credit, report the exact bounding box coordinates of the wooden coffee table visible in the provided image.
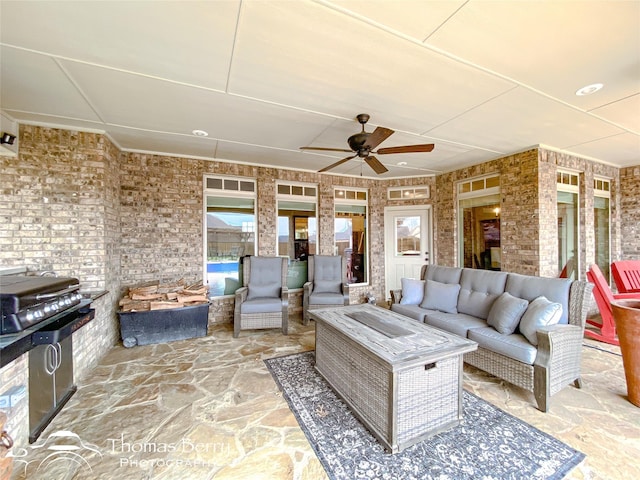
[309,303,477,453]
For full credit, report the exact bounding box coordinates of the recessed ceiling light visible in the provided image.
[397,161,408,166]
[575,83,603,96]
[192,129,208,137]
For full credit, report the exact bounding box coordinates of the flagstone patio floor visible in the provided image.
[11,315,640,479]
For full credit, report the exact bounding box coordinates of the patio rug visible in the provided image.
[264,351,585,480]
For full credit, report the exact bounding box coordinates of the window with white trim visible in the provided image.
[594,177,611,284]
[334,188,368,284]
[557,171,580,280]
[457,175,501,270]
[277,182,318,289]
[204,175,256,296]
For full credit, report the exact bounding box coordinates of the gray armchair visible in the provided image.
[234,256,289,338]
[303,255,350,324]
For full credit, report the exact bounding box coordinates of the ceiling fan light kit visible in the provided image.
[301,114,435,175]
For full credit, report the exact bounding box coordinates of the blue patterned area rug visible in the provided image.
[264,351,585,480]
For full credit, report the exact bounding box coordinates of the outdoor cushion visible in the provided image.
[519,296,563,345]
[314,280,342,294]
[424,265,462,284]
[468,327,537,365]
[457,269,508,319]
[390,303,430,322]
[240,297,282,314]
[247,256,283,299]
[420,279,460,313]
[399,278,425,305]
[424,312,487,338]
[505,273,571,324]
[247,282,281,299]
[487,292,529,335]
[309,292,344,305]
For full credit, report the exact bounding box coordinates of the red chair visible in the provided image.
[586,263,640,346]
[612,260,640,293]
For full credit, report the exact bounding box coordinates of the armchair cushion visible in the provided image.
[420,279,460,314]
[519,296,562,346]
[309,292,344,305]
[399,278,425,305]
[246,257,283,299]
[487,292,528,335]
[240,297,282,314]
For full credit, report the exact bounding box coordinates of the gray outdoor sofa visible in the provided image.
[390,264,593,412]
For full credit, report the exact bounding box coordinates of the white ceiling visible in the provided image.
[1,0,638,178]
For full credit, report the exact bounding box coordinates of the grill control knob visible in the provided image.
[26,312,34,321]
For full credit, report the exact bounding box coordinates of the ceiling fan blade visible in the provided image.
[363,126,394,150]
[318,155,357,173]
[300,146,354,153]
[376,144,435,155]
[364,156,388,174]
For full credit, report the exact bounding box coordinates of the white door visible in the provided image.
[384,206,432,299]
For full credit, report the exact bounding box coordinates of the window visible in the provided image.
[335,188,368,284]
[457,175,501,270]
[557,171,580,280]
[277,182,317,288]
[204,175,256,296]
[594,177,611,284]
[387,186,430,200]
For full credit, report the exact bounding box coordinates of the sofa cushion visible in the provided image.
[468,327,538,365]
[390,303,429,322]
[505,274,571,324]
[314,280,341,294]
[240,297,282,314]
[486,292,529,335]
[457,269,508,319]
[399,278,425,305]
[420,280,460,313]
[519,296,563,345]
[425,312,487,338]
[424,265,462,284]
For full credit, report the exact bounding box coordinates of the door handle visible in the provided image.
[45,344,56,374]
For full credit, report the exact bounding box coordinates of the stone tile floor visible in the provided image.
[9,316,640,479]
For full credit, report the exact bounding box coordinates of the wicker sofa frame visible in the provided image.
[390,265,593,412]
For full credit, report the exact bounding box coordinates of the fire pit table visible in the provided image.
[309,304,477,453]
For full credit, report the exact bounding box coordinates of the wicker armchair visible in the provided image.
[234,256,289,338]
[303,255,350,325]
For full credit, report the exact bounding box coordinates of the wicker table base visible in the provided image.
[310,304,477,453]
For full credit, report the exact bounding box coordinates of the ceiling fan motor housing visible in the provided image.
[348,132,370,154]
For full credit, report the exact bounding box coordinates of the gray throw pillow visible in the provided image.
[487,292,529,335]
[314,280,341,294]
[420,280,460,314]
[247,282,280,299]
[519,296,563,346]
[400,278,425,305]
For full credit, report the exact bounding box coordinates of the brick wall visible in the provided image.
[620,166,640,259]
[0,125,122,448]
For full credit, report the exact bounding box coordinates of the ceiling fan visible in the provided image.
[300,114,435,174]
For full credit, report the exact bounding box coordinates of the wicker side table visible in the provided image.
[311,304,477,453]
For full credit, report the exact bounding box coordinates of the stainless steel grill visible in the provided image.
[0,275,82,334]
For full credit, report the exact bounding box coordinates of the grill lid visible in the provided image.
[1,275,80,315]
